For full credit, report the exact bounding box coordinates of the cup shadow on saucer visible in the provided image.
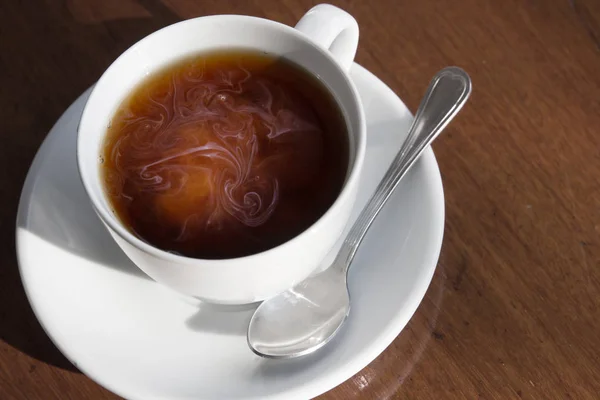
[185,302,258,336]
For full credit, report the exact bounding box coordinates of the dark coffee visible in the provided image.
[101,49,349,259]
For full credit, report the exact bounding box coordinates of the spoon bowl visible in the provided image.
[248,265,348,358]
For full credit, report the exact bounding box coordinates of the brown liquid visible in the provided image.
[101,49,349,259]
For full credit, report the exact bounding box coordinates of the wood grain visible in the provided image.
[1,0,598,398]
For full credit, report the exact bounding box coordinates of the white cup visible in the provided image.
[77,4,366,304]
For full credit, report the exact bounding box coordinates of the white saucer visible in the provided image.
[16,63,444,400]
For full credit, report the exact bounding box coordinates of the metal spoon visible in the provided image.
[247,66,472,359]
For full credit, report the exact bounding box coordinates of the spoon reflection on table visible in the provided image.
[247,66,472,359]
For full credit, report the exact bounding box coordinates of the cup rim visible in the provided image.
[77,13,366,265]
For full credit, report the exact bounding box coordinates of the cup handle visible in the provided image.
[294,4,359,72]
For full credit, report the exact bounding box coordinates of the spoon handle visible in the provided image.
[335,66,472,272]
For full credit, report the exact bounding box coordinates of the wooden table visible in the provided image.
[1,0,599,398]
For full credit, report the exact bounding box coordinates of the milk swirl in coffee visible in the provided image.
[101,50,348,258]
